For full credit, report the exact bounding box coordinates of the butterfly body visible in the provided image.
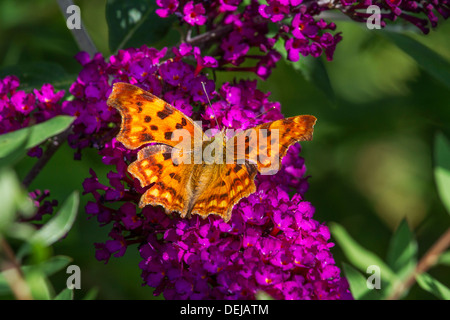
[107,82,316,222]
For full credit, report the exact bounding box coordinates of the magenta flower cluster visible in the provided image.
[343,0,450,34]
[155,0,449,75]
[0,76,65,219]
[67,44,352,299]
[7,0,448,300]
[157,0,342,79]
[0,75,66,158]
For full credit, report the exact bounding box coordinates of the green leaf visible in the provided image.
[255,291,274,300]
[434,133,450,215]
[342,263,381,300]
[330,222,397,282]
[294,56,336,104]
[273,37,336,104]
[106,0,175,53]
[386,219,418,280]
[383,32,450,89]
[4,222,36,241]
[438,251,450,266]
[83,287,99,300]
[0,115,74,159]
[25,269,52,300]
[0,168,34,233]
[0,256,72,295]
[54,288,74,300]
[0,128,29,168]
[0,62,75,92]
[18,191,79,259]
[30,191,79,247]
[417,273,450,300]
[36,256,73,276]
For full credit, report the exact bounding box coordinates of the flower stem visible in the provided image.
[186,24,234,47]
[23,127,72,189]
[0,236,32,300]
[387,227,450,300]
[57,0,98,55]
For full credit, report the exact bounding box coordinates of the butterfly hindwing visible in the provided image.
[128,144,194,216]
[189,163,257,222]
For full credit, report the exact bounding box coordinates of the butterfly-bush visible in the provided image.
[155,0,449,78]
[3,0,449,300]
[67,44,351,299]
[0,75,64,218]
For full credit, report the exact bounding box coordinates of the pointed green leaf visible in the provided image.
[0,168,34,233]
[295,56,336,104]
[54,288,74,300]
[438,251,450,266]
[417,273,450,300]
[0,128,29,168]
[5,222,36,241]
[0,115,74,159]
[0,256,72,295]
[30,191,79,247]
[383,32,450,89]
[386,219,418,279]
[25,269,52,300]
[0,62,75,92]
[83,287,99,300]
[37,256,73,276]
[342,263,381,300]
[330,222,396,282]
[255,291,274,300]
[273,37,336,103]
[106,0,175,53]
[434,133,450,215]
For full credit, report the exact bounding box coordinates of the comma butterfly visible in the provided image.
[107,82,316,222]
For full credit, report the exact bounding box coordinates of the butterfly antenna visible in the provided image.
[254,106,277,120]
[201,81,221,130]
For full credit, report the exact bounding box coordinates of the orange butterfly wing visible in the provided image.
[232,115,317,175]
[127,144,195,217]
[108,83,199,217]
[107,82,202,150]
[189,163,258,222]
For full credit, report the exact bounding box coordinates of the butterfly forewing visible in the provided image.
[107,82,203,150]
[233,115,317,175]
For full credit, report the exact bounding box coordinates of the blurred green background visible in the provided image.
[1,0,449,299]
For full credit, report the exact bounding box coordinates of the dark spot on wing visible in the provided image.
[142,93,155,102]
[245,163,257,177]
[169,172,182,182]
[141,133,153,142]
[157,104,174,119]
[164,131,173,140]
